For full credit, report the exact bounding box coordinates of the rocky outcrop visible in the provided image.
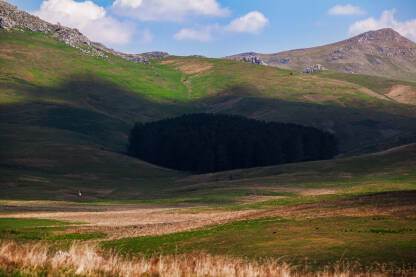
[93,44,170,64]
[225,52,267,65]
[302,64,326,74]
[91,43,160,64]
[189,55,207,58]
[141,51,170,59]
[0,1,95,49]
[0,0,168,63]
[127,51,170,64]
[241,55,267,65]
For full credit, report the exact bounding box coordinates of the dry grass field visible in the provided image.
[1,204,256,240]
[3,241,415,277]
[1,189,416,276]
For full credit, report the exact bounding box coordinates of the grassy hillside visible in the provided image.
[5,30,416,107]
[142,142,416,207]
[1,30,416,200]
[315,71,416,105]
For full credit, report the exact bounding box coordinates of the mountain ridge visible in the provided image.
[226,28,416,82]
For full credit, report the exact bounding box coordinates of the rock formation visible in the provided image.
[302,64,326,73]
[227,52,267,65]
[241,55,267,65]
[0,0,168,63]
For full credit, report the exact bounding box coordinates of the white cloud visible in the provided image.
[328,4,366,16]
[113,0,143,9]
[174,11,269,42]
[349,9,416,40]
[225,11,268,34]
[34,0,134,45]
[174,25,217,42]
[112,0,229,21]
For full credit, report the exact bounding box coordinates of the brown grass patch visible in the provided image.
[0,200,73,206]
[314,76,389,100]
[238,195,287,204]
[2,208,256,240]
[297,188,338,196]
[160,58,213,74]
[387,85,416,105]
[357,87,389,100]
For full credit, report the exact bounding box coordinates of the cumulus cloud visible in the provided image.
[349,9,416,40]
[34,0,134,45]
[112,0,229,21]
[225,11,268,34]
[328,4,366,16]
[174,11,268,41]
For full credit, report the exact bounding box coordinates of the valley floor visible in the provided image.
[1,189,416,276]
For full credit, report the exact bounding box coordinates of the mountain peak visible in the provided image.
[351,28,411,44]
[365,28,399,35]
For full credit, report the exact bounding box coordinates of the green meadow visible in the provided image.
[0,218,105,241]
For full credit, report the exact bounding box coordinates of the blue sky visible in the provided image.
[7,0,416,57]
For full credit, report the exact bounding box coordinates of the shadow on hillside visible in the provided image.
[0,74,192,151]
[195,86,416,152]
[1,75,416,154]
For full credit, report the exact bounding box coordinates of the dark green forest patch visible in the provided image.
[128,113,338,173]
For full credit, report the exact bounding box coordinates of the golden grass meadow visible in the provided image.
[2,241,415,277]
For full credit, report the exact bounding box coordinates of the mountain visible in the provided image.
[0,0,169,63]
[226,28,416,82]
[1,2,416,199]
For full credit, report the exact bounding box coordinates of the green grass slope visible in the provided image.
[0,217,105,241]
[1,30,416,200]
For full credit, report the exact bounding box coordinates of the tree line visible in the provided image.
[128,113,338,173]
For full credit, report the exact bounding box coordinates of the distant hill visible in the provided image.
[226,28,416,82]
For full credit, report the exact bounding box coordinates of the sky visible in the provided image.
[7,0,416,57]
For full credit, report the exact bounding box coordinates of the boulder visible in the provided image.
[302,64,326,73]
